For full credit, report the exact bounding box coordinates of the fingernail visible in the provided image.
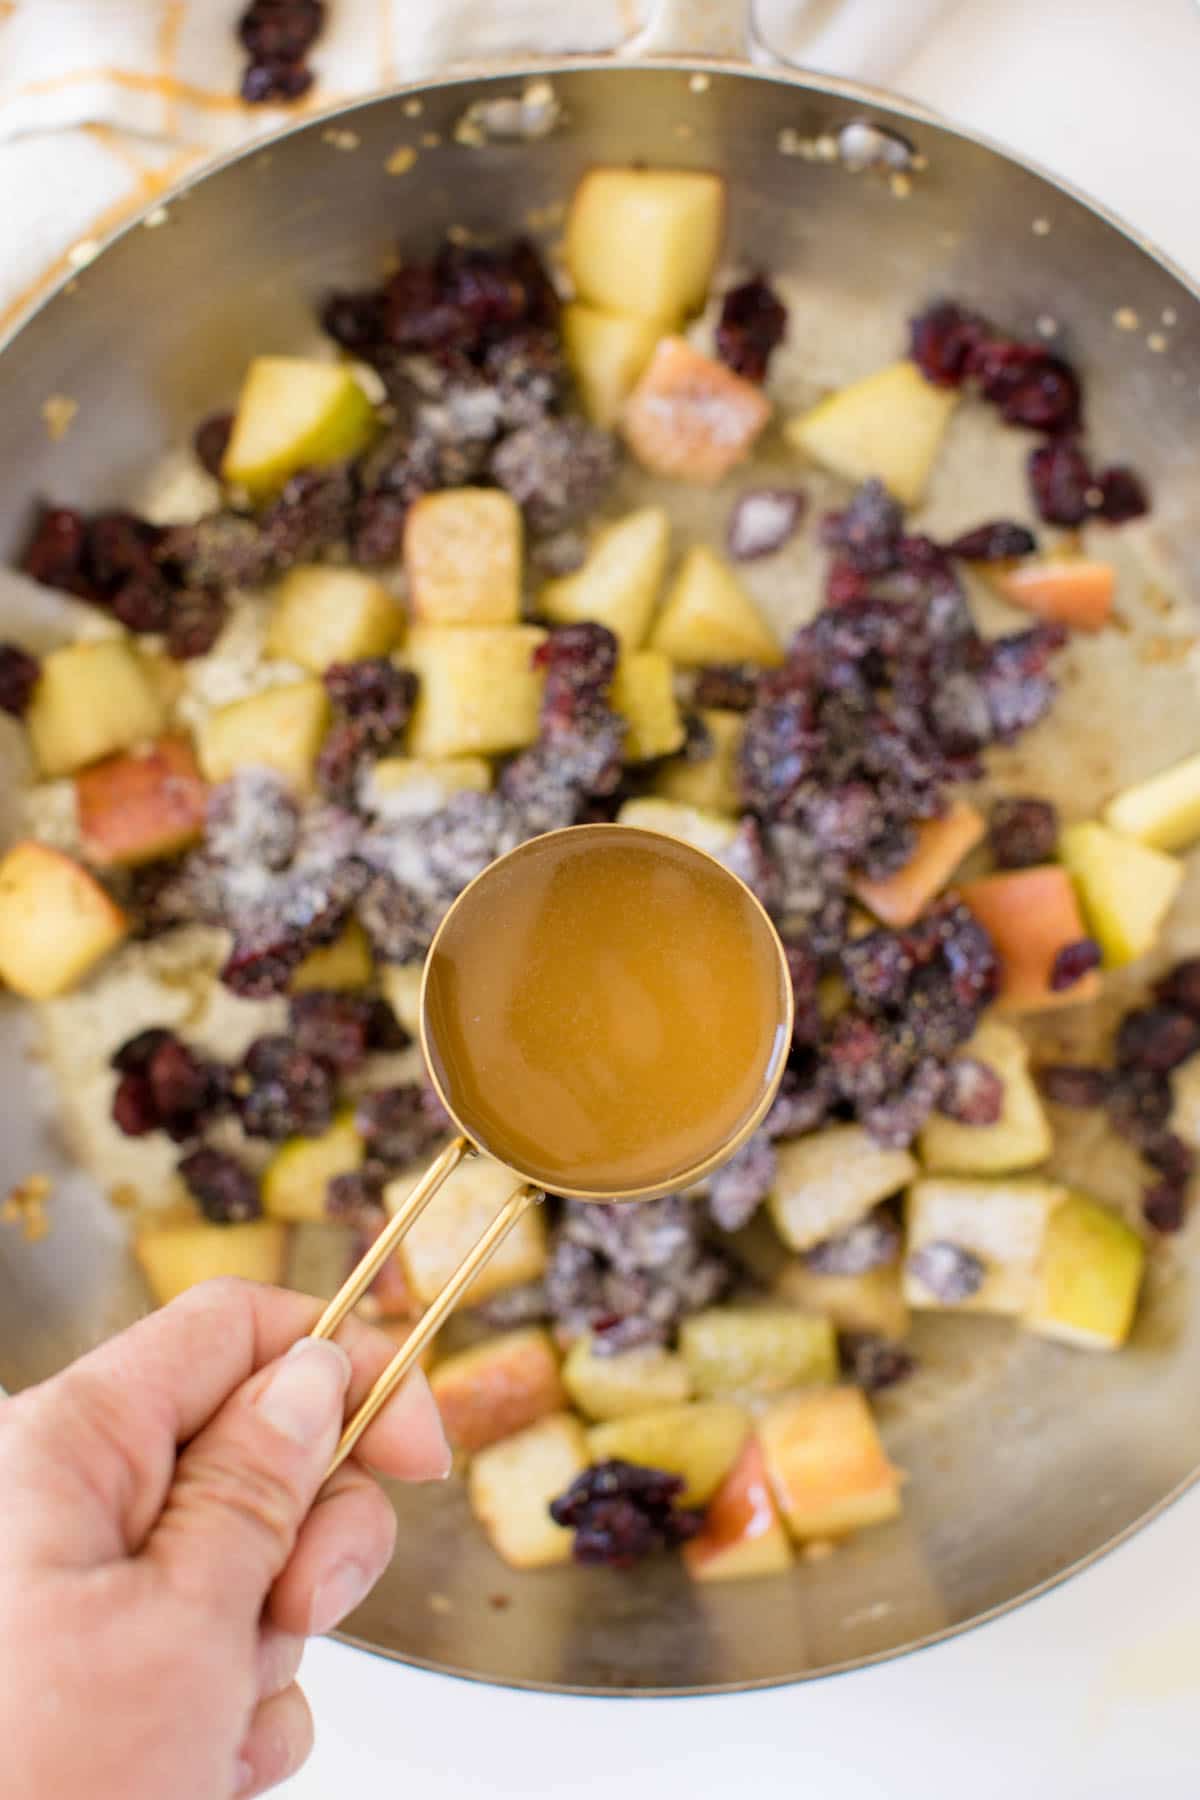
[255,1338,352,1447]
[233,1754,256,1797]
[308,1558,374,1637]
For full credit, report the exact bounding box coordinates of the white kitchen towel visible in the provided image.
[0,0,950,333]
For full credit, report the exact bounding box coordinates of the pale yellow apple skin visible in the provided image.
[222,356,375,499]
[786,360,958,507]
[0,841,129,999]
[1060,820,1183,966]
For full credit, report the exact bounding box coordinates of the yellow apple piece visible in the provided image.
[1024,1192,1145,1350]
[468,1412,589,1570]
[587,1401,749,1506]
[564,166,724,322]
[266,565,402,671]
[76,736,208,868]
[379,960,424,1037]
[27,640,166,778]
[540,506,669,648]
[611,650,686,762]
[384,1152,547,1307]
[960,866,1102,1011]
[617,796,737,857]
[768,1124,917,1253]
[430,1327,566,1452]
[197,678,330,793]
[684,1434,792,1582]
[775,1262,910,1342]
[654,708,744,814]
[760,1387,902,1540]
[290,918,374,991]
[918,1016,1052,1175]
[679,1306,837,1398]
[904,1176,1064,1314]
[785,361,958,507]
[261,1110,363,1224]
[363,755,492,819]
[1060,821,1183,968]
[404,488,523,627]
[649,545,782,667]
[0,841,129,999]
[623,338,771,483]
[1104,750,1200,853]
[402,625,546,759]
[563,303,663,427]
[852,800,984,930]
[561,1333,691,1420]
[134,1215,288,1306]
[222,356,375,500]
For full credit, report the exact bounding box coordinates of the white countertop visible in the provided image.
[286,3,1200,1792]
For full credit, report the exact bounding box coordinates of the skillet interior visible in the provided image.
[1,61,1200,1692]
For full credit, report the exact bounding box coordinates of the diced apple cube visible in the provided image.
[904,1176,1064,1314]
[363,755,492,819]
[683,1435,792,1581]
[266,565,402,671]
[223,356,375,500]
[380,961,424,1037]
[27,640,166,777]
[261,1110,363,1223]
[1024,1192,1144,1350]
[679,1306,837,1398]
[134,1215,288,1306]
[197,678,330,793]
[564,167,724,322]
[290,919,374,991]
[384,1152,547,1307]
[563,304,663,427]
[960,865,1102,1011]
[775,1262,910,1342]
[988,559,1114,632]
[649,545,782,667]
[402,625,546,759]
[0,841,128,998]
[853,800,984,930]
[431,1327,566,1451]
[611,650,686,762]
[561,1333,691,1420]
[785,361,958,507]
[76,736,207,868]
[654,708,744,814]
[540,506,669,648]
[918,1016,1052,1174]
[760,1387,902,1540]
[623,338,771,483]
[587,1401,749,1505]
[768,1125,917,1252]
[1104,751,1200,853]
[1060,820,1183,967]
[617,796,737,857]
[404,489,522,626]
[468,1412,589,1569]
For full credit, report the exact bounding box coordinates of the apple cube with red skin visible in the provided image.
[853,800,984,930]
[430,1327,566,1452]
[760,1387,903,1541]
[623,338,772,484]
[76,736,208,868]
[0,841,129,999]
[959,865,1102,1011]
[684,1435,792,1581]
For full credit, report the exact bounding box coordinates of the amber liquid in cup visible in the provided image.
[422,826,792,1197]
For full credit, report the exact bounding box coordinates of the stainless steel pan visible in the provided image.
[2,0,1200,1695]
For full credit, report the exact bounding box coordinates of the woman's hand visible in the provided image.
[0,1279,450,1799]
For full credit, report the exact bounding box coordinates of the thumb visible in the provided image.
[149,1337,351,1625]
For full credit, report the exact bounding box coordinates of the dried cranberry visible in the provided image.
[938,1056,1005,1125]
[549,1460,703,1569]
[981,624,1066,741]
[109,574,171,634]
[1049,937,1102,992]
[112,1074,160,1137]
[907,1240,986,1302]
[764,1056,836,1138]
[982,349,1081,434]
[1094,464,1149,524]
[1027,440,1094,526]
[166,587,227,660]
[87,511,161,591]
[0,644,41,717]
[1155,960,1200,1019]
[1115,1006,1200,1074]
[806,1210,901,1276]
[325,1168,385,1222]
[324,660,416,746]
[1037,1064,1111,1108]
[987,796,1058,869]
[238,0,324,58]
[909,300,988,388]
[316,720,370,804]
[1144,1132,1195,1185]
[179,1147,262,1224]
[841,1332,916,1393]
[112,1027,175,1075]
[707,1134,776,1233]
[726,488,806,561]
[111,1029,225,1140]
[355,1083,446,1168]
[237,1035,336,1140]
[714,274,788,382]
[287,990,380,1075]
[943,521,1038,563]
[841,929,913,1009]
[21,504,90,595]
[193,412,234,479]
[1143,1180,1186,1234]
[821,479,904,573]
[1107,1069,1173,1148]
[321,289,387,355]
[241,59,315,104]
[490,415,617,536]
[221,934,309,998]
[692,663,759,713]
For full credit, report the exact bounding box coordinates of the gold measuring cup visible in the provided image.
[310,825,793,1473]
